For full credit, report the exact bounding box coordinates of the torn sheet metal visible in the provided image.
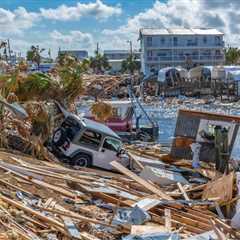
[122,232,180,240]
[140,166,188,186]
[0,99,29,119]
[132,198,161,211]
[184,230,217,240]
[63,217,81,239]
[113,206,151,226]
[83,185,139,201]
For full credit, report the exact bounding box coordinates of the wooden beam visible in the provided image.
[110,161,172,200]
[0,194,64,229]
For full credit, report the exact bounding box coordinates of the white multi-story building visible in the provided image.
[139,28,225,76]
[104,50,140,73]
[59,50,88,60]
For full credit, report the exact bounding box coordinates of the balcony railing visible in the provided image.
[146,55,224,62]
[146,41,224,48]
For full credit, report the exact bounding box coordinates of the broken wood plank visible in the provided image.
[202,172,234,203]
[0,194,64,229]
[164,208,171,231]
[110,161,173,200]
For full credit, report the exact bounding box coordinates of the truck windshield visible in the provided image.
[103,137,121,152]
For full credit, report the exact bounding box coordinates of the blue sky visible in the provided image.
[0,0,239,58]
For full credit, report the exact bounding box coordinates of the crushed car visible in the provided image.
[49,103,130,170]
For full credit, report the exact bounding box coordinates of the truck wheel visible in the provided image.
[52,128,67,147]
[71,153,92,168]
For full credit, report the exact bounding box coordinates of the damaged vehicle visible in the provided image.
[49,104,130,170]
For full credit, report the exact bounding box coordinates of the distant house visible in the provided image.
[139,28,225,76]
[59,50,88,60]
[103,50,140,73]
[29,63,55,73]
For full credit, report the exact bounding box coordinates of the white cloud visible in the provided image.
[0,7,39,33]
[40,0,122,21]
[50,30,93,49]
[102,0,240,48]
[0,1,121,35]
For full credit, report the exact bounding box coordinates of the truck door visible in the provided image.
[96,137,121,170]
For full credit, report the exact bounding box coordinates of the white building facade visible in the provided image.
[59,50,88,60]
[139,28,225,76]
[104,50,140,73]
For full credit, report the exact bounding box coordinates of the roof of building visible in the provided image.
[140,28,224,36]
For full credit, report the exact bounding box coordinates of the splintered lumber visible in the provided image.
[0,161,76,199]
[202,172,234,203]
[110,161,173,200]
[0,194,64,229]
[128,152,144,171]
[0,178,34,196]
[131,225,167,235]
[177,182,191,206]
[41,207,116,228]
[164,209,171,231]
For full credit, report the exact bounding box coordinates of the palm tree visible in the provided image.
[121,54,140,74]
[225,47,240,65]
[0,54,87,107]
[89,51,110,74]
[27,45,45,70]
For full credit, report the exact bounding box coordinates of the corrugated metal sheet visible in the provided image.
[174,113,200,138]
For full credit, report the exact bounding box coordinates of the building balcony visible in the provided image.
[146,54,224,63]
[145,42,224,49]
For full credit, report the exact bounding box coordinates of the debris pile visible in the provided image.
[82,74,140,99]
[0,147,239,239]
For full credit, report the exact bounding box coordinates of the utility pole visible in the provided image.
[127,40,133,56]
[127,40,134,85]
[7,39,11,63]
[96,42,99,55]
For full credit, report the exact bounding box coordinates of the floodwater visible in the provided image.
[77,98,240,159]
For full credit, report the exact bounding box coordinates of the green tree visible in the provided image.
[27,45,45,70]
[121,54,140,74]
[0,54,87,106]
[225,47,240,65]
[89,51,110,74]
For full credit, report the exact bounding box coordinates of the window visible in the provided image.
[103,138,121,152]
[79,129,101,149]
[173,37,178,46]
[161,37,165,44]
[203,36,207,44]
[147,37,152,46]
[147,50,153,57]
[215,36,221,46]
